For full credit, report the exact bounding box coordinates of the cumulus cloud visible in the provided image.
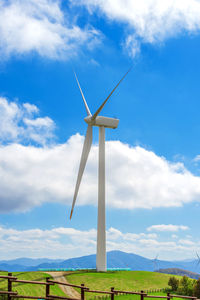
[1,98,200,213]
[194,155,200,162]
[72,0,200,56]
[1,131,200,213]
[0,0,101,59]
[147,224,189,232]
[0,225,198,260]
[178,239,195,246]
[107,227,157,241]
[0,97,55,145]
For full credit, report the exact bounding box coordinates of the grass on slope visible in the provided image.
[66,271,180,299]
[66,270,175,291]
[0,271,182,300]
[109,291,166,300]
[0,271,66,298]
[107,291,186,300]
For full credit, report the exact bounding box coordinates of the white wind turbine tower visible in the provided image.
[152,254,159,271]
[195,252,200,270]
[70,69,131,272]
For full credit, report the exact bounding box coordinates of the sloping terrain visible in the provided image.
[157,268,200,279]
[46,271,80,299]
[66,270,180,299]
[0,271,66,298]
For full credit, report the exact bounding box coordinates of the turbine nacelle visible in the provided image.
[84,115,119,129]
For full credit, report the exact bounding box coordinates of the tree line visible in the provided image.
[168,276,200,297]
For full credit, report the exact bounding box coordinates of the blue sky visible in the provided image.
[0,0,200,261]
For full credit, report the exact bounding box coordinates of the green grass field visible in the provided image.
[66,270,175,291]
[0,271,66,298]
[107,291,166,300]
[0,270,183,300]
[66,271,180,299]
[105,291,186,300]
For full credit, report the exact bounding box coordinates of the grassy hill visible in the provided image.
[66,270,178,290]
[0,271,66,298]
[0,270,184,300]
[157,268,200,279]
[66,270,181,299]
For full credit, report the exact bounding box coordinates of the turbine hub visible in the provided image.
[84,116,93,124]
[84,115,119,129]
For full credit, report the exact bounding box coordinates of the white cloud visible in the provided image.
[0,225,198,260]
[123,232,158,241]
[123,35,141,57]
[107,228,157,241]
[178,239,195,246]
[0,97,55,145]
[172,234,178,239]
[1,122,200,212]
[23,103,39,114]
[147,224,189,232]
[72,0,200,56]
[1,98,200,213]
[0,0,101,59]
[194,155,200,162]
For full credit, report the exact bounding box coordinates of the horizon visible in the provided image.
[0,250,199,264]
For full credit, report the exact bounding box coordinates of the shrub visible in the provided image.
[193,278,200,298]
[168,277,179,291]
[177,276,195,296]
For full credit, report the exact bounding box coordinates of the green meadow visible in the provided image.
[66,270,177,291]
[0,271,66,298]
[0,270,183,300]
[66,270,181,299]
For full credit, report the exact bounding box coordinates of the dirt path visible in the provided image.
[46,272,81,299]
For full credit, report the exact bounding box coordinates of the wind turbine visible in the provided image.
[152,254,159,271]
[70,69,131,272]
[195,252,200,270]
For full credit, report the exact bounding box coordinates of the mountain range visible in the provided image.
[0,251,200,274]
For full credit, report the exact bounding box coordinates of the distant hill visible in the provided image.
[0,263,26,272]
[1,251,200,273]
[0,258,63,267]
[36,251,200,273]
[157,268,200,279]
[36,251,176,271]
[0,258,64,272]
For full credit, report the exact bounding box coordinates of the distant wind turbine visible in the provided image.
[152,254,159,271]
[195,252,200,269]
[70,69,131,272]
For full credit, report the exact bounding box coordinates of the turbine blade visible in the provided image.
[74,71,91,116]
[91,67,132,120]
[70,125,93,219]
